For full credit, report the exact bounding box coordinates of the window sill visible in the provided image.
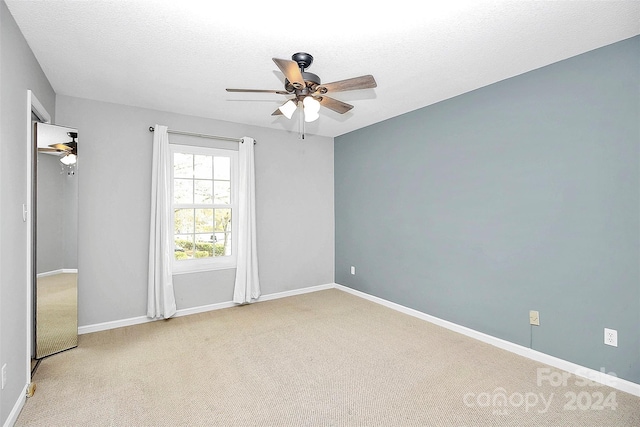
[172,261,236,275]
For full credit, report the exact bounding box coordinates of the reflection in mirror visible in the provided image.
[34,123,78,359]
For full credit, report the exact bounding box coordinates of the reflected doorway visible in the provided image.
[33,122,79,359]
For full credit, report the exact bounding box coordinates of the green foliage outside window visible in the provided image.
[175,239,227,260]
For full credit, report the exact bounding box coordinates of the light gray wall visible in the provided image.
[36,153,65,274]
[55,95,334,327]
[335,36,639,384]
[63,166,78,269]
[0,0,56,423]
[35,152,78,274]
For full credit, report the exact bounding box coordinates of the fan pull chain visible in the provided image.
[299,107,305,139]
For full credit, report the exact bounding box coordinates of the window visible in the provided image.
[171,145,238,273]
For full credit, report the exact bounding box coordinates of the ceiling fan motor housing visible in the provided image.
[285,71,321,94]
[283,52,321,95]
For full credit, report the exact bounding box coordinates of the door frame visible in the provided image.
[26,90,51,383]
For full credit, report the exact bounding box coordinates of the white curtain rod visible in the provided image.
[148,126,252,144]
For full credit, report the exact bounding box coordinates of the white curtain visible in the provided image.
[233,137,261,304]
[147,125,177,318]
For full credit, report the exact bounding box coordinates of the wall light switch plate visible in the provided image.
[529,310,540,326]
[350,266,356,275]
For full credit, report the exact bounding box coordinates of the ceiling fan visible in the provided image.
[226,52,377,123]
[38,131,78,165]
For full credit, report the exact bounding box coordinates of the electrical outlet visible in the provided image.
[1,364,7,389]
[604,328,618,347]
[529,310,540,326]
[350,266,356,275]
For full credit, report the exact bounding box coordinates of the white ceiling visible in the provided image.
[6,0,640,138]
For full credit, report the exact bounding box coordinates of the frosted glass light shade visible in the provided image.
[278,100,297,119]
[303,96,320,122]
[304,110,319,122]
[60,153,77,165]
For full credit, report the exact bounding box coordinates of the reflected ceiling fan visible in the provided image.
[38,131,77,165]
[226,52,377,123]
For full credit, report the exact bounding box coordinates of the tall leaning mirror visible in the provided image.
[34,123,79,359]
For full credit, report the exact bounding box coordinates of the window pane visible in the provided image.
[174,209,194,234]
[194,180,213,204]
[214,181,231,204]
[174,153,193,178]
[195,234,214,259]
[214,156,230,180]
[214,232,231,256]
[174,179,193,204]
[195,209,214,233]
[174,235,193,260]
[214,208,231,232]
[172,149,236,268]
[194,155,212,179]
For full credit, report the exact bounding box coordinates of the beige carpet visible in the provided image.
[36,273,78,359]
[17,289,639,426]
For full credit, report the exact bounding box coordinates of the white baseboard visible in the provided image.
[3,384,27,427]
[78,300,237,335]
[78,283,335,335]
[334,283,640,398]
[78,314,154,335]
[257,283,335,302]
[36,268,78,278]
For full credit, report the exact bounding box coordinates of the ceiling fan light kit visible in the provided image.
[37,131,78,167]
[60,153,77,166]
[227,52,377,137]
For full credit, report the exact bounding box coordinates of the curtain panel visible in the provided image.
[233,136,261,303]
[147,124,177,318]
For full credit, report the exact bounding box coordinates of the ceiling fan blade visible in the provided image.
[226,88,290,95]
[318,96,354,114]
[38,147,64,153]
[315,75,377,94]
[49,143,73,152]
[272,58,305,89]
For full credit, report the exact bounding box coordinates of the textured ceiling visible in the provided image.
[6,0,640,138]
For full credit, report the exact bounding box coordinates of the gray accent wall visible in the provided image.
[335,36,639,384]
[55,95,334,328]
[0,0,56,424]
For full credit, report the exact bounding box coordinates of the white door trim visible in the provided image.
[25,90,51,386]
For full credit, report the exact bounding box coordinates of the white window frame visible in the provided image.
[170,144,238,274]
